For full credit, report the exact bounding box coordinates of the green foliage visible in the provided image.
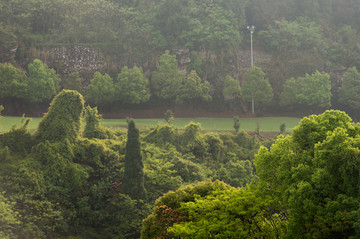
[83,106,111,139]
[204,132,224,160]
[115,66,151,104]
[143,145,183,202]
[325,25,360,68]
[0,192,20,239]
[27,59,60,103]
[242,66,273,112]
[280,71,332,109]
[85,71,115,106]
[0,63,27,99]
[164,109,174,124]
[33,140,88,201]
[189,51,203,76]
[179,122,207,159]
[2,0,360,116]
[338,67,360,111]
[142,143,205,202]
[233,116,240,133]
[36,90,84,143]
[216,160,255,188]
[63,72,83,93]
[223,75,241,101]
[141,180,231,239]
[169,187,286,238]
[176,70,212,104]
[144,123,179,147]
[0,119,33,156]
[280,122,286,134]
[151,50,184,101]
[259,17,325,55]
[123,120,147,200]
[255,110,360,238]
[105,194,152,239]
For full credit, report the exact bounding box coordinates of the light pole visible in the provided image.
[247,25,255,115]
[247,25,255,67]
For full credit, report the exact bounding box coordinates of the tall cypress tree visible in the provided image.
[123,120,147,200]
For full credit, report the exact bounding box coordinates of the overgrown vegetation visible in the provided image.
[1,87,360,239]
[0,91,266,238]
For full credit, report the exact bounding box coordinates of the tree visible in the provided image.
[223,75,241,111]
[142,180,285,239]
[223,75,241,101]
[241,66,273,115]
[0,63,27,99]
[151,50,184,101]
[176,70,211,105]
[27,59,60,103]
[115,66,150,104]
[141,180,231,239]
[233,116,240,133]
[85,71,115,107]
[83,106,109,139]
[255,110,360,238]
[36,90,84,143]
[169,188,286,238]
[123,120,147,200]
[280,71,332,110]
[164,109,174,124]
[338,67,360,111]
[258,18,324,55]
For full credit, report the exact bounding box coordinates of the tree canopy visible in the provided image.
[85,71,115,106]
[280,71,332,109]
[255,110,360,238]
[27,59,60,103]
[338,67,360,111]
[176,70,211,104]
[0,63,27,99]
[242,66,273,114]
[151,50,184,101]
[115,66,151,104]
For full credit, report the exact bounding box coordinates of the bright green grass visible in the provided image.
[0,116,301,132]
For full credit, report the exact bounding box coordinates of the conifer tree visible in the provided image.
[123,120,147,200]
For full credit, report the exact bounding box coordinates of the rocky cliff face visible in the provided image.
[40,46,106,74]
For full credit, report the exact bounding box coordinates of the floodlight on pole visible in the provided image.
[247,25,255,115]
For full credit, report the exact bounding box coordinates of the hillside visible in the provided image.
[1,0,360,117]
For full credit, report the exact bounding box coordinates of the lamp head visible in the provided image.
[247,26,255,31]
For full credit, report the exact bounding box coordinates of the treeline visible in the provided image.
[1,0,360,115]
[3,57,360,117]
[0,90,264,238]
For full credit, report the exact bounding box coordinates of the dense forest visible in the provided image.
[2,0,360,238]
[1,0,360,117]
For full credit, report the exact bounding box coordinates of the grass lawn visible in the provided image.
[0,116,301,133]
